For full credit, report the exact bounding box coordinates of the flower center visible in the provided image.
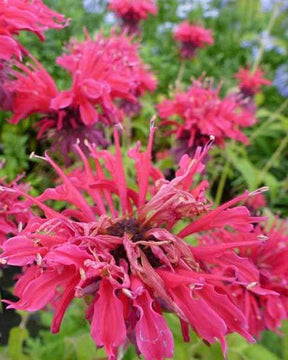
[107,218,161,269]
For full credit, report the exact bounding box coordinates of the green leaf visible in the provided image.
[227,148,259,190]
[64,333,100,360]
[8,327,29,360]
[242,344,280,360]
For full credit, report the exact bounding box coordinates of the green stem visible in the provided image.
[250,98,288,141]
[252,2,280,72]
[123,115,132,149]
[215,159,230,207]
[257,133,288,186]
[175,60,186,91]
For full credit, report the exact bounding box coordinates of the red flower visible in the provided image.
[245,193,267,212]
[158,78,257,160]
[0,125,268,359]
[174,22,214,59]
[57,31,157,117]
[7,31,157,160]
[0,170,32,246]
[108,0,157,35]
[235,67,271,97]
[0,0,69,61]
[201,220,288,337]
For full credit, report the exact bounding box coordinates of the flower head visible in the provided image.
[108,0,157,35]
[0,0,69,61]
[7,31,155,161]
[202,219,288,337]
[235,67,271,97]
[174,22,214,59]
[1,124,269,359]
[158,78,257,160]
[57,31,157,117]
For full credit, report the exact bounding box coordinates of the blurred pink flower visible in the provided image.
[235,67,271,97]
[174,22,214,59]
[109,0,157,35]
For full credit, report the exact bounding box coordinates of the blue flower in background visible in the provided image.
[83,0,107,13]
[104,12,116,25]
[241,31,286,59]
[157,21,176,34]
[177,0,219,19]
[261,0,288,12]
[274,64,288,97]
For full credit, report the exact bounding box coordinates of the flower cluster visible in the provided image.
[0,0,68,61]
[158,78,257,160]
[235,67,271,97]
[6,32,156,161]
[234,67,271,115]
[108,0,157,34]
[174,22,214,59]
[0,125,274,360]
[201,219,288,338]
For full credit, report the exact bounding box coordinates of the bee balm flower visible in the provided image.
[1,125,266,359]
[158,78,257,161]
[235,67,271,97]
[174,22,214,59]
[0,0,69,61]
[108,0,157,35]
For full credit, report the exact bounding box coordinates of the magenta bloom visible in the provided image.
[245,193,267,213]
[158,78,257,161]
[202,220,288,337]
[174,22,214,59]
[0,0,68,61]
[0,124,270,359]
[57,32,157,117]
[7,31,156,161]
[108,0,157,35]
[0,173,32,246]
[234,67,271,115]
[235,67,271,97]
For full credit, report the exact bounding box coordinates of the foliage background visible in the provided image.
[0,0,288,359]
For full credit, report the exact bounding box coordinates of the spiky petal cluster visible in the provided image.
[234,67,271,115]
[6,32,156,160]
[0,125,271,359]
[158,78,257,160]
[245,193,267,213]
[235,67,271,97]
[174,22,214,59]
[201,220,288,337]
[108,0,157,35]
[57,31,157,117]
[0,172,31,245]
[0,0,68,61]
